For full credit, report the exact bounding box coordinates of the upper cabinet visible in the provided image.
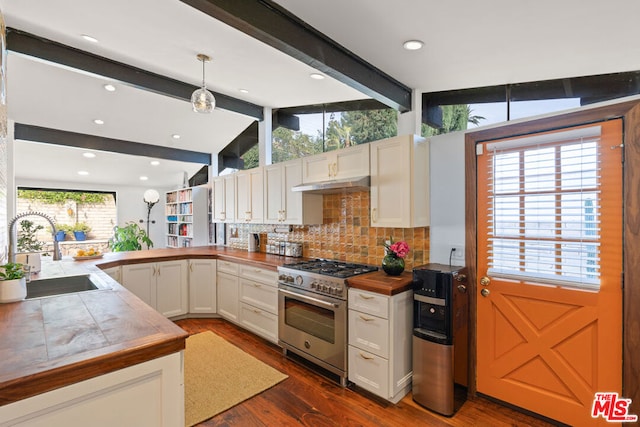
[264,158,323,225]
[302,144,370,183]
[235,167,264,223]
[370,134,430,228]
[212,174,235,223]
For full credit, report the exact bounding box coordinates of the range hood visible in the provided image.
[291,176,370,194]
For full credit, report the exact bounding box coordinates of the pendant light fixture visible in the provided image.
[191,54,215,113]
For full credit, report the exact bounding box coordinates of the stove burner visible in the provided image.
[282,259,378,278]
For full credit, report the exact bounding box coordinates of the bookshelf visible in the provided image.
[165,185,208,248]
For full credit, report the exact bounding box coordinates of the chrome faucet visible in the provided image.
[8,211,61,263]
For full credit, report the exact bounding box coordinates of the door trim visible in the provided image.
[464,98,640,417]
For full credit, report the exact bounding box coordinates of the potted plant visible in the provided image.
[16,220,45,273]
[0,262,27,303]
[72,222,92,241]
[52,224,73,241]
[108,222,153,252]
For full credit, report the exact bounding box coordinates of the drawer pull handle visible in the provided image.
[359,294,374,300]
[359,352,374,360]
[255,269,262,272]
[253,309,261,314]
[359,315,375,322]
[253,283,262,288]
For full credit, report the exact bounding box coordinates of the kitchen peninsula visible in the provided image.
[0,247,292,426]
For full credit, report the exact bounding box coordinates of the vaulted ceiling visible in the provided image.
[2,0,639,188]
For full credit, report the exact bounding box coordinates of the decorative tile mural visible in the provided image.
[225,190,429,270]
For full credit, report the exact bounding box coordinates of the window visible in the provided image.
[16,188,117,242]
[486,126,603,289]
[424,70,640,133]
[272,102,397,164]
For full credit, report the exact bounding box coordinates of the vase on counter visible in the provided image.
[0,277,27,303]
[381,254,405,276]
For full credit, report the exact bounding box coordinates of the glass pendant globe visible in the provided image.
[191,87,215,113]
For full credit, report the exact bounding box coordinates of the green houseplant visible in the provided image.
[72,222,92,241]
[52,224,74,241]
[17,220,45,253]
[16,220,45,272]
[108,222,153,252]
[0,262,27,303]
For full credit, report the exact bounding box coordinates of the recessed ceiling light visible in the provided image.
[403,40,424,51]
[81,34,99,43]
[103,84,116,92]
[150,160,160,166]
[83,152,96,158]
[171,134,181,140]
[239,88,249,94]
[309,73,325,80]
[93,119,104,125]
[77,170,89,176]
[139,176,149,181]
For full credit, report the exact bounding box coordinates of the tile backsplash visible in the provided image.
[224,191,429,270]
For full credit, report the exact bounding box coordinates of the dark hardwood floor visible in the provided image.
[176,318,555,427]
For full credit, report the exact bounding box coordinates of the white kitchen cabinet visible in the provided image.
[348,287,413,403]
[216,260,240,323]
[370,134,430,228]
[235,167,264,223]
[264,158,322,225]
[165,185,209,248]
[302,144,370,183]
[121,263,156,308]
[0,352,183,427]
[188,259,217,314]
[121,260,188,318]
[215,260,279,343]
[100,266,121,283]
[238,264,279,344]
[212,174,236,223]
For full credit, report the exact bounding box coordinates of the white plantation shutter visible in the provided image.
[486,126,602,289]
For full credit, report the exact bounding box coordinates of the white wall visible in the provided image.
[428,131,466,266]
[15,179,172,249]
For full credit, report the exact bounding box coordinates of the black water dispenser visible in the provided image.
[412,263,468,416]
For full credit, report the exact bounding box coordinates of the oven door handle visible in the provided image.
[279,288,341,309]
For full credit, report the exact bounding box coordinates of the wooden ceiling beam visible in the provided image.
[15,124,212,165]
[6,28,264,120]
[179,0,412,112]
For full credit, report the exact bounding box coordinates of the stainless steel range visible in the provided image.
[277,259,377,386]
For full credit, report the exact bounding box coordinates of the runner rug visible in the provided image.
[184,331,288,426]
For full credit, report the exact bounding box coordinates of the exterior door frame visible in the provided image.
[464,99,640,417]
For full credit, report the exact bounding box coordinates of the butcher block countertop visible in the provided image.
[0,246,296,407]
[346,270,414,296]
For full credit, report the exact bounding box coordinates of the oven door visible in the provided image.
[278,284,347,372]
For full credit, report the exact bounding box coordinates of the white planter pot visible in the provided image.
[15,252,41,274]
[0,277,27,303]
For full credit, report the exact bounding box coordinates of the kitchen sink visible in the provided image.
[26,274,102,299]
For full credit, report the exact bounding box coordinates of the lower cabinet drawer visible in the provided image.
[239,302,278,344]
[239,278,277,315]
[348,345,389,398]
[348,310,389,358]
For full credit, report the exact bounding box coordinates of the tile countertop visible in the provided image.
[0,246,299,407]
[0,246,400,407]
